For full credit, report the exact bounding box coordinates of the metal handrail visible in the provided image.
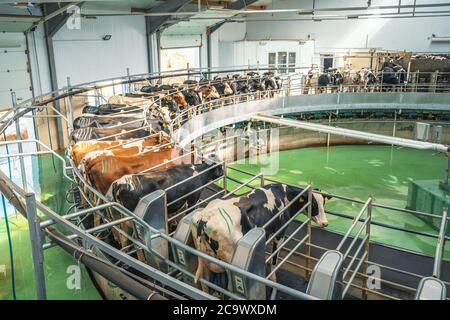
[1,162,317,300]
[0,139,73,182]
[433,207,449,278]
[2,65,450,301]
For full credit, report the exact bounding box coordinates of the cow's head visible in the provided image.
[223,83,234,96]
[296,188,332,228]
[107,175,142,212]
[311,191,332,227]
[203,154,224,178]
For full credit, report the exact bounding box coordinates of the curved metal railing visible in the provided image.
[0,66,449,301]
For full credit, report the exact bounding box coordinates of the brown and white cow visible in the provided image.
[81,144,189,195]
[80,143,191,248]
[73,134,169,166]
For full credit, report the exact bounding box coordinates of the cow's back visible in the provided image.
[191,198,244,270]
[72,140,122,165]
[85,147,189,194]
[72,135,166,166]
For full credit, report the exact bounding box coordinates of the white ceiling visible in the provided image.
[2,1,449,34]
[0,3,41,32]
[163,9,237,35]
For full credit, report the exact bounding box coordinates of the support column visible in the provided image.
[206,28,212,78]
[145,17,160,74]
[42,3,82,150]
[43,32,65,150]
[25,193,47,300]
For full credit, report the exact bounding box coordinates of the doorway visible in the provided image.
[321,54,334,71]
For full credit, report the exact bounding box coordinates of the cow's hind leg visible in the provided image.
[195,257,210,293]
[269,238,280,283]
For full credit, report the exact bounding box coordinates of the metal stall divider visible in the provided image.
[172,211,268,299]
[307,198,373,300]
[229,228,267,299]
[306,250,344,300]
[133,190,169,272]
[171,209,202,289]
[415,207,448,300]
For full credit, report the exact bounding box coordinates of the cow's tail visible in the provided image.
[194,256,204,284]
[193,219,208,289]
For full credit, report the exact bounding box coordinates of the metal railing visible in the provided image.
[336,198,372,299]
[169,71,450,134]
[222,167,450,300]
[1,66,450,301]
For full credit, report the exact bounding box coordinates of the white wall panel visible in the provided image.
[160,35,202,49]
[244,0,450,52]
[52,15,148,88]
[217,42,234,68]
[0,33,32,110]
[217,22,246,42]
[200,33,207,70]
[210,31,219,69]
[211,0,450,70]
[28,25,52,97]
[215,40,315,72]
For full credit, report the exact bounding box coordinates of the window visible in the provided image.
[277,52,287,74]
[289,52,296,73]
[268,51,297,74]
[268,53,276,69]
[321,54,334,70]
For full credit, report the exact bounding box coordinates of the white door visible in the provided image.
[160,47,200,72]
[0,33,33,110]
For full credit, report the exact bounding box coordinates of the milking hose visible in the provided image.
[1,133,16,299]
[1,193,16,300]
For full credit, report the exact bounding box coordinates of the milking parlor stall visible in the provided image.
[1,0,450,302]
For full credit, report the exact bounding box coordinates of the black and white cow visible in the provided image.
[141,84,176,94]
[160,96,181,114]
[107,158,224,220]
[357,68,377,92]
[262,72,280,92]
[70,122,160,142]
[248,74,266,92]
[381,62,407,91]
[181,89,202,106]
[190,183,331,292]
[317,73,332,93]
[73,114,145,130]
[82,104,141,115]
[212,78,234,97]
[183,79,198,86]
[232,77,251,94]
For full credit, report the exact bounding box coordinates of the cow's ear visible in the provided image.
[233,197,252,213]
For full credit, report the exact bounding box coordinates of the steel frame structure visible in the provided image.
[0,66,449,301]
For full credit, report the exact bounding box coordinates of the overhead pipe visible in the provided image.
[78,3,450,17]
[251,113,449,153]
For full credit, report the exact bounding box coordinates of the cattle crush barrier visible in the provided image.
[0,65,449,300]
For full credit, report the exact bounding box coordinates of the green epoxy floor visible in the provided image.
[1,145,448,300]
[225,145,450,258]
[0,154,101,300]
